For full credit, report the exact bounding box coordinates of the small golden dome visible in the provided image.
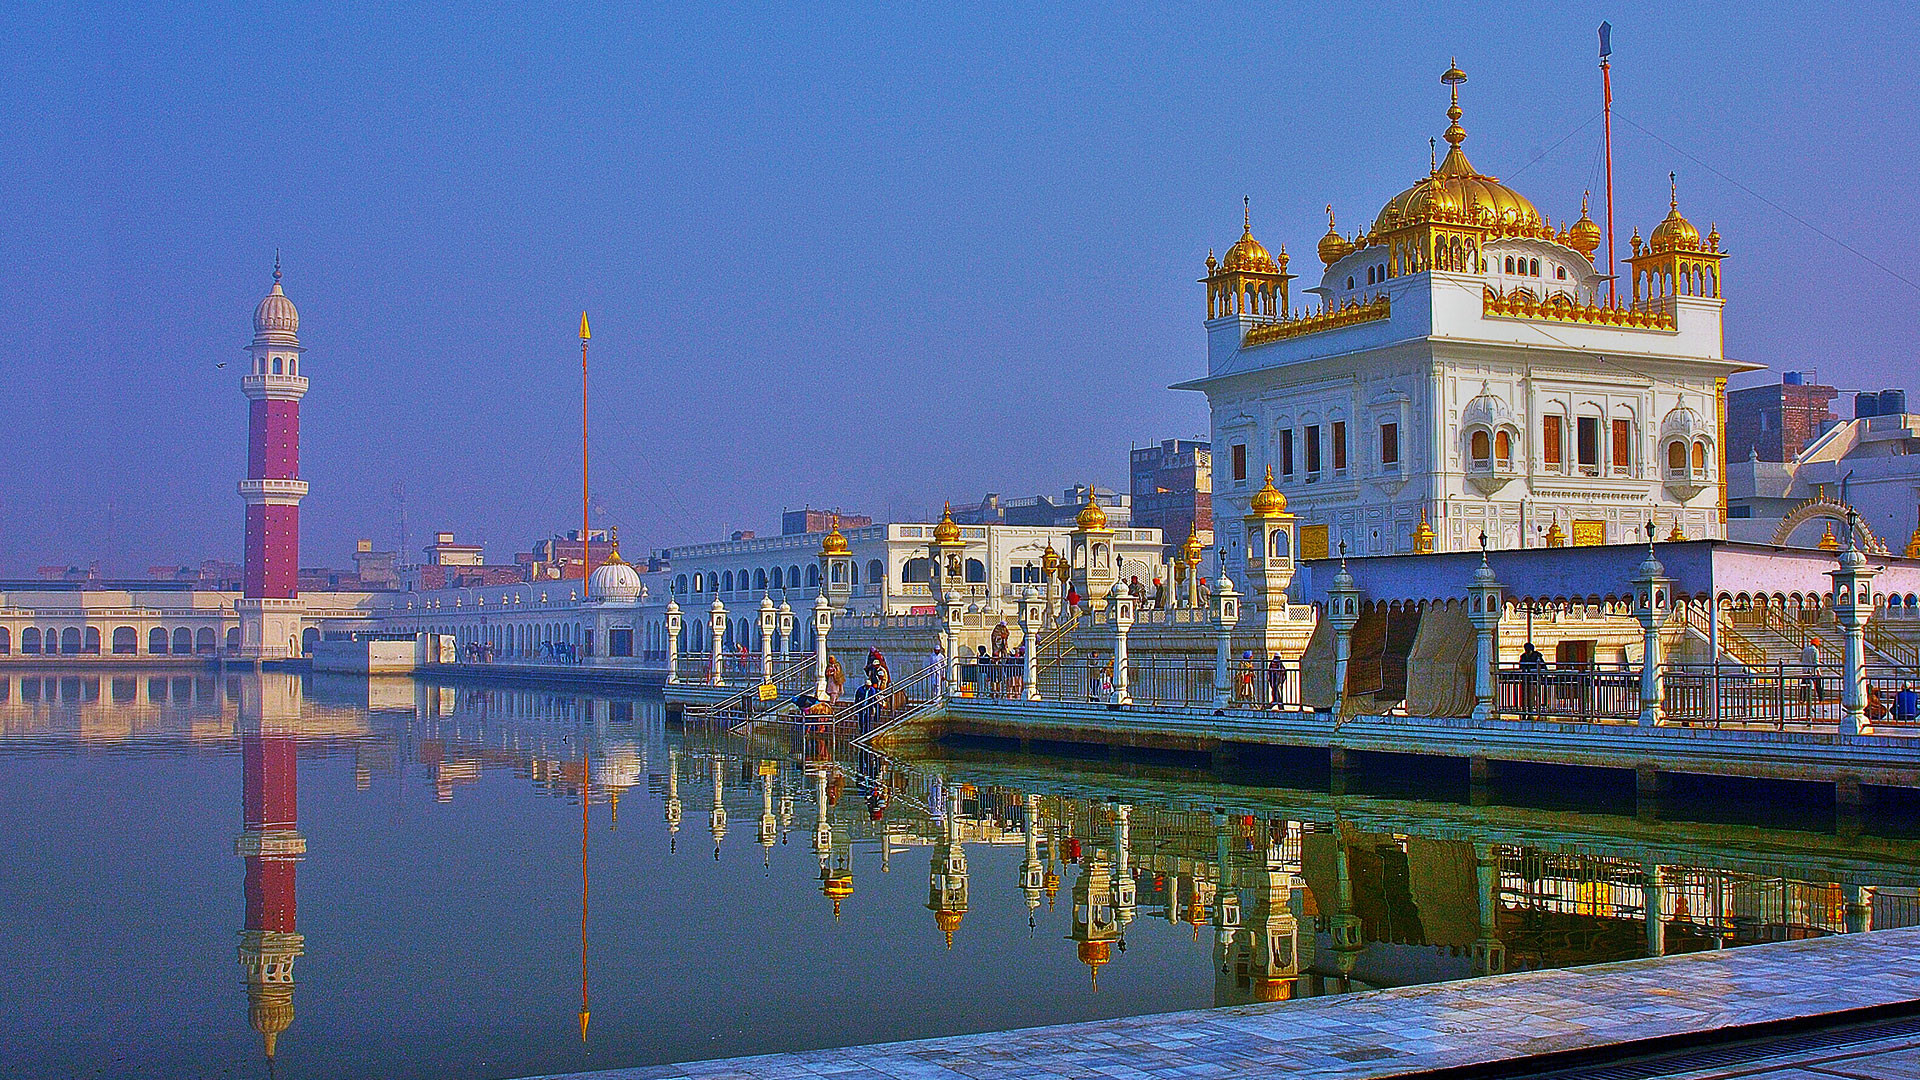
[1411,508,1435,554]
[932,502,962,545]
[1248,466,1287,516]
[1181,524,1204,567]
[249,985,294,1059]
[1667,522,1687,542]
[1077,939,1113,985]
[1649,175,1701,253]
[1819,522,1841,551]
[818,514,851,557]
[1221,198,1278,274]
[1075,489,1110,530]
[1318,205,1355,266]
[1545,522,1567,548]
[1567,192,1602,259]
[602,547,625,566]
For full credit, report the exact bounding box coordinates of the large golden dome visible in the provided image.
[1221,200,1279,274]
[1075,489,1110,530]
[1372,62,1544,237]
[932,502,962,545]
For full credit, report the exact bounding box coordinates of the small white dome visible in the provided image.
[252,262,300,347]
[587,558,642,603]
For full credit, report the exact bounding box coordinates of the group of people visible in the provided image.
[1061,574,1210,614]
[1232,650,1291,708]
[460,639,581,664]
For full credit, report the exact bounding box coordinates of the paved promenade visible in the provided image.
[527,928,1920,1080]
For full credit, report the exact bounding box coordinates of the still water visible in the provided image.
[2,668,1917,1080]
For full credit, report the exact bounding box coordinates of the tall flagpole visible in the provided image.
[580,312,592,582]
[1600,22,1617,307]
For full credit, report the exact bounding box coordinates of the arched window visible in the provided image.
[849,562,859,586]
[769,567,782,590]
[722,570,734,592]
[0,627,9,654]
[706,572,718,593]
[674,574,688,594]
[1494,429,1512,467]
[112,627,138,654]
[61,627,81,654]
[901,557,932,584]
[1470,429,1491,466]
[1504,256,1515,273]
[830,562,845,584]
[272,358,282,373]
[1692,440,1708,471]
[172,627,193,654]
[867,559,884,584]
[198,628,218,654]
[965,558,987,583]
[149,627,167,654]
[83,627,101,653]
[805,565,820,588]
[1346,276,1355,290]
[754,568,768,591]
[1556,266,1567,280]
[1529,258,1540,276]
[22,628,41,654]
[788,565,801,588]
[1667,441,1687,474]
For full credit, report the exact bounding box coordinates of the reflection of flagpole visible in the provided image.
[580,747,590,1041]
[1599,22,1617,307]
[580,313,592,582]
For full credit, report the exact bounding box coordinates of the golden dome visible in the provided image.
[1649,175,1701,253]
[824,872,854,899]
[818,514,850,557]
[1667,522,1687,542]
[1318,205,1355,266]
[935,908,964,949]
[1372,63,1543,238]
[1819,522,1841,551]
[1411,508,1435,554]
[249,985,294,1059]
[1221,198,1279,274]
[1181,524,1204,567]
[1545,522,1567,548]
[1567,192,1602,259]
[1248,466,1287,517]
[932,502,962,545]
[1077,939,1113,986]
[1075,488,1110,531]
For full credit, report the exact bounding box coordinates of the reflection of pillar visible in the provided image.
[1470,843,1505,976]
[235,677,305,1063]
[757,764,777,866]
[1329,837,1363,991]
[1845,885,1874,935]
[663,749,682,853]
[707,757,727,859]
[1643,861,1666,958]
[1212,577,1238,709]
[927,789,969,949]
[1068,853,1119,988]
[1019,793,1044,921]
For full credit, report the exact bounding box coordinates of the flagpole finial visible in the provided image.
[579,311,590,342]
[272,249,281,285]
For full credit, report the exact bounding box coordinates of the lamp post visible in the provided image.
[1466,532,1504,721]
[1109,580,1134,706]
[758,594,776,682]
[1212,576,1239,709]
[1326,544,1360,718]
[1830,509,1878,735]
[812,595,833,702]
[1019,585,1044,701]
[1631,520,1671,726]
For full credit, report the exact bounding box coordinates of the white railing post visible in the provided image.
[1110,580,1134,706]
[1019,586,1043,701]
[812,595,833,701]
[1466,535,1504,722]
[777,600,795,666]
[708,599,728,687]
[664,599,682,684]
[1212,576,1238,709]
[1327,554,1361,717]
[1830,510,1877,735]
[1631,523,1669,726]
[758,594,776,682]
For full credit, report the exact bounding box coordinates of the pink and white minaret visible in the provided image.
[236,257,310,658]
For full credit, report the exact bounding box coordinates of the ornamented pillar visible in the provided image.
[819,515,854,614]
[811,595,833,701]
[1109,581,1134,706]
[1830,510,1878,736]
[237,260,310,660]
[758,594,776,682]
[1212,576,1240,709]
[1465,536,1504,721]
[708,599,727,686]
[777,601,795,665]
[1326,553,1361,716]
[1019,586,1044,701]
[1241,468,1297,644]
[1068,487,1117,611]
[663,600,682,684]
[1631,524,1672,726]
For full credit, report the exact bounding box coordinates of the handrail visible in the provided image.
[690,655,816,724]
[1676,604,1764,668]
[850,661,947,746]
[1867,621,1920,668]
[1031,613,1081,678]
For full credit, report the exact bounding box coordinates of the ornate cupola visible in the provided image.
[1566,192,1602,260]
[1205,197,1293,319]
[818,513,854,612]
[1317,205,1356,267]
[1630,174,1726,305]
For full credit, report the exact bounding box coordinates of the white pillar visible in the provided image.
[709,599,728,687]
[663,600,682,685]
[1632,528,1670,726]
[812,595,832,702]
[1466,539,1503,722]
[1019,586,1043,702]
[777,601,795,666]
[1212,576,1238,709]
[1110,580,1134,706]
[1327,560,1360,717]
[758,594,776,682]
[1831,516,1876,734]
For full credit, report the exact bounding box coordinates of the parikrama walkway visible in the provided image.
[527,926,1920,1080]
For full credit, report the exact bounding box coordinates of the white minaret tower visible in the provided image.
[236,255,310,660]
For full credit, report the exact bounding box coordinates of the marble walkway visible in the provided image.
[529,927,1920,1080]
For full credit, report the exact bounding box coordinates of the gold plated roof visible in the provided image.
[1371,63,1544,238]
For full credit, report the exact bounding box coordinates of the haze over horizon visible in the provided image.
[3,3,1916,576]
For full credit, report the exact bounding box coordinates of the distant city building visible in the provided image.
[783,509,873,536]
[1727,392,1920,553]
[517,529,617,581]
[1726,371,1838,463]
[37,564,100,583]
[952,485,1131,529]
[148,560,245,590]
[423,531,485,567]
[350,539,401,590]
[1129,439,1213,553]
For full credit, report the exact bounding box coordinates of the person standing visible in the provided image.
[825,654,846,703]
[1266,653,1285,710]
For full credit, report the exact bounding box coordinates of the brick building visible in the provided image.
[1727,372,1838,463]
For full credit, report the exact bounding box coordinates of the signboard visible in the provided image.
[1572,520,1606,547]
[1299,524,1330,561]
[757,682,778,701]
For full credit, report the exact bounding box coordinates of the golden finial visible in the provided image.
[1667,521,1687,542]
[1545,522,1567,548]
[1906,505,1920,559]
[1670,171,1678,210]
[1430,137,1437,173]
[1441,59,1468,148]
[933,501,962,545]
[1243,194,1251,233]
[1205,247,1216,272]
[579,311,590,342]
[1411,508,1435,554]
[1819,522,1841,551]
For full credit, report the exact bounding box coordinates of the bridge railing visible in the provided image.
[1496,666,1641,723]
[1663,663,1843,728]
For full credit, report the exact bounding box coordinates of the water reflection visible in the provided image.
[0,668,1914,1080]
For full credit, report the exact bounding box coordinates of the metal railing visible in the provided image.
[1676,603,1765,668]
[1663,663,1843,728]
[1867,622,1920,668]
[1496,666,1642,722]
[849,662,948,744]
[691,656,817,727]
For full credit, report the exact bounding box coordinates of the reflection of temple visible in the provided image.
[926,789,968,949]
[235,673,306,1061]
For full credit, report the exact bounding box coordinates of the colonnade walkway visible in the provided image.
[524,926,1920,1080]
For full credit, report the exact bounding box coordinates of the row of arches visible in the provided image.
[0,625,237,656]
[673,556,996,597]
[410,620,591,659]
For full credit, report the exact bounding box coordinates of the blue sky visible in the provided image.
[1,2,1915,574]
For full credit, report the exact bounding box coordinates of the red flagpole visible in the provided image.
[1600,24,1617,307]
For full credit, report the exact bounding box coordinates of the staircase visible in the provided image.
[1728,609,1843,668]
[1674,604,1766,668]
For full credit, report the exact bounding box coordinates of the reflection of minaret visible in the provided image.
[708,757,727,860]
[1019,794,1045,924]
[1471,844,1506,975]
[1068,854,1119,988]
[757,762,778,868]
[927,789,968,949]
[664,749,682,853]
[1329,832,1364,991]
[235,673,306,1062]
[579,748,590,1042]
[1111,804,1136,931]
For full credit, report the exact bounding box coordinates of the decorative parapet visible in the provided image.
[1482,287,1676,332]
[1243,295,1391,347]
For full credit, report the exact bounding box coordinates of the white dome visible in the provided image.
[1661,402,1709,440]
[1462,385,1515,429]
[587,558,642,603]
[252,267,300,347]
